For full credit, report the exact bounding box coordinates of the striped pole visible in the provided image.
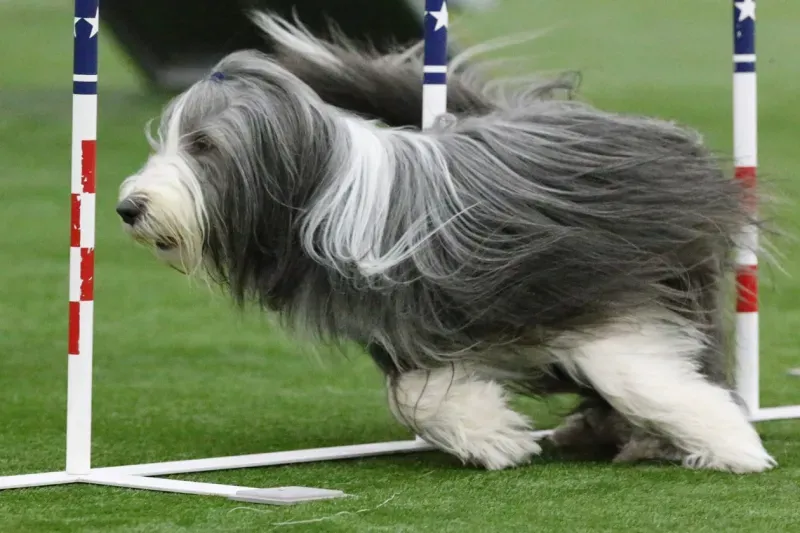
[422,0,448,129]
[67,0,99,475]
[413,0,448,444]
[732,0,759,415]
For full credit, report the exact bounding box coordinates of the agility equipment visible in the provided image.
[0,0,501,504]
[730,0,800,421]
[0,0,795,505]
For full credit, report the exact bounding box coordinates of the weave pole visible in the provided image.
[410,0,450,445]
[67,0,99,475]
[732,0,758,415]
[422,0,448,129]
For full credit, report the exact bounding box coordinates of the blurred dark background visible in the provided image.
[102,0,473,91]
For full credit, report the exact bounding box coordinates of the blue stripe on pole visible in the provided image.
[734,62,756,73]
[74,0,99,78]
[423,72,447,84]
[423,0,448,70]
[733,0,755,57]
[73,81,98,95]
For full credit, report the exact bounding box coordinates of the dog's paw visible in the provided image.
[416,407,542,470]
[682,449,777,473]
[388,366,542,471]
[612,434,684,464]
[451,421,543,471]
[675,420,777,474]
[548,412,595,449]
[548,406,631,449]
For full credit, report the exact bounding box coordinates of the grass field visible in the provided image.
[2,0,800,531]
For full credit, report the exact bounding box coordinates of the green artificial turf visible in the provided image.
[2,0,800,531]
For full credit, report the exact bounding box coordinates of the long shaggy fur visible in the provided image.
[252,11,741,379]
[117,12,775,473]
[253,11,576,127]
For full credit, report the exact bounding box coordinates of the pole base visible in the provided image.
[2,417,794,504]
[751,405,800,422]
[0,433,547,504]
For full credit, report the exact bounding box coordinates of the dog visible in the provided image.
[116,12,775,473]
[251,14,699,465]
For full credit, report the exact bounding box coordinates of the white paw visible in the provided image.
[420,414,542,470]
[472,427,543,470]
[680,428,777,473]
[682,449,777,474]
[388,366,542,470]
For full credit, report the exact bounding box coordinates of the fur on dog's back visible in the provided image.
[440,104,740,308]
[252,11,578,127]
[349,103,744,342]
[253,12,749,374]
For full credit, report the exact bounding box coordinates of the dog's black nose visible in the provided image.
[116,198,143,225]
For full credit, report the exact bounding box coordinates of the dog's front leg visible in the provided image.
[385,364,542,470]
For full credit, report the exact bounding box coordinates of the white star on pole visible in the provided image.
[428,1,449,31]
[84,7,99,38]
[735,0,756,22]
[73,7,99,38]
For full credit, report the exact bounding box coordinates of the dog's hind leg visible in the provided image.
[385,364,542,470]
[547,397,628,453]
[555,307,776,473]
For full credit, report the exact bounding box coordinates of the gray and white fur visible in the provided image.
[116,12,775,473]
[254,13,725,462]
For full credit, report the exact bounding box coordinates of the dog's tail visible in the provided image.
[249,11,578,127]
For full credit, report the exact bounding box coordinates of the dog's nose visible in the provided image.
[116,198,143,225]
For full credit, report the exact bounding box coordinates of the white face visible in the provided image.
[117,98,208,274]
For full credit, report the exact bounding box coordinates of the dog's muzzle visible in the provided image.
[116,197,177,251]
[116,197,144,226]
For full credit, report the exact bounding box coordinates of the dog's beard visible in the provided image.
[118,153,206,275]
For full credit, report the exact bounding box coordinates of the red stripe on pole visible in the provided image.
[70,194,81,247]
[735,166,757,211]
[735,166,756,186]
[736,265,758,313]
[81,140,96,194]
[68,300,81,355]
[80,247,94,301]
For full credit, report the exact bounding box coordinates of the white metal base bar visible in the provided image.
[94,430,552,477]
[0,472,346,505]
[0,471,77,490]
[0,433,552,499]
[86,473,257,497]
[752,405,800,422]
[92,436,442,477]
[86,474,348,504]
[0,414,795,502]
